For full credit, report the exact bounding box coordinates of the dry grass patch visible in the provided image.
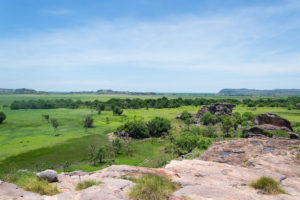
[250,176,287,195]
[128,174,180,200]
[75,180,102,190]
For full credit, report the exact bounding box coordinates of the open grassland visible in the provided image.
[0,94,299,173]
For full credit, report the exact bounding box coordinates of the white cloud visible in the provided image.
[1,0,300,76]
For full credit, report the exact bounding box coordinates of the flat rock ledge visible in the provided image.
[1,138,299,200]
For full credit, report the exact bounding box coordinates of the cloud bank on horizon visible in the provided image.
[0,0,299,92]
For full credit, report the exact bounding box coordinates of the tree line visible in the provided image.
[8,96,300,110]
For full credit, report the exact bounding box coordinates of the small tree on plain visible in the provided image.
[42,114,50,123]
[84,115,94,132]
[51,118,59,135]
[112,138,122,154]
[222,115,233,137]
[0,112,6,124]
[113,107,123,116]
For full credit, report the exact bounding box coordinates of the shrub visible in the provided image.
[128,174,180,200]
[242,112,255,121]
[148,117,171,137]
[221,115,233,137]
[250,176,287,195]
[76,180,102,190]
[113,106,123,116]
[180,111,191,121]
[203,124,217,138]
[50,118,59,134]
[262,130,290,138]
[112,138,122,154]
[200,112,217,125]
[83,115,94,131]
[197,137,212,149]
[0,112,6,124]
[119,120,150,139]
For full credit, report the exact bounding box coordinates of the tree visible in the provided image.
[184,117,195,131]
[42,114,50,123]
[200,112,217,125]
[106,117,110,124]
[203,124,216,137]
[84,115,94,131]
[113,107,123,116]
[221,115,233,137]
[51,118,59,135]
[180,111,191,121]
[96,147,107,163]
[0,112,6,124]
[119,120,149,139]
[148,117,171,137]
[112,138,122,154]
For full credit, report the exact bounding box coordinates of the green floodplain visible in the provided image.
[0,94,299,172]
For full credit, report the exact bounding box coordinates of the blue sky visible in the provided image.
[0,0,299,92]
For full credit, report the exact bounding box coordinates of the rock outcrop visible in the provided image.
[1,138,299,200]
[247,112,298,139]
[196,103,236,118]
[36,169,58,183]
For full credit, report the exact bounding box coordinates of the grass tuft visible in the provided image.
[75,180,102,190]
[128,174,180,200]
[250,176,287,195]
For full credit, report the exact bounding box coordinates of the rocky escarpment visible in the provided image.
[196,103,236,118]
[1,137,299,200]
[246,112,298,139]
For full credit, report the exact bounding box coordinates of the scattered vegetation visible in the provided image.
[262,130,290,138]
[75,180,102,190]
[0,111,6,124]
[83,115,94,131]
[128,174,180,200]
[250,176,287,195]
[50,118,59,135]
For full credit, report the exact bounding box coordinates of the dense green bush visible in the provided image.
[120,120,150,139]
[148,117,171,137]
[242,112,255,121]
[200,112,217,125]
[221,115,233,137]
[180,110,191,121]
[83,115,94,131]
[113,106,123,115]
[174,133,212,155]
[0,112,6,124]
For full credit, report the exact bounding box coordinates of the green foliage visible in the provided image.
[203,124,217,138]
[221,115,233,137]
[174,133,212,155]
[0,111,6,124]
[75,180,102,190]
[148,117,171,137]
[180,110,191,121]
[112,138,122,154]
[0,171,59,196]
[119,120,150,139]
[83,115,94,131]
[233,112,242,124]
[262,130,290,138]
[95,147,107,163]
[42,114,50,123]
[128,174,180,200]
[200,112,217,125]
[113,106,123,116]
[50,118,59,134]
[242,112,255,121]
[250,176,287,195]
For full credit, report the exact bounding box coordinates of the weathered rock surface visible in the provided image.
[36,169,58,183]
[1,138,300,200]
[254,112,293,131]
[247,112,298,139]
[196,103,236,118]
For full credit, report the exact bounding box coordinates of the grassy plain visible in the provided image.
[0,94,299,172]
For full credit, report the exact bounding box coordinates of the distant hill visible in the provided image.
[0,88,46,94]
[96,89,157,95]
[218,88,300,96]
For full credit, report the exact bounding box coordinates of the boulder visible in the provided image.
[295,103,300,108]
[36,169,58,182]
[209,103,236,116]
[254,112,293,131]
[246,124,298,139]
[196,103,236,118]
